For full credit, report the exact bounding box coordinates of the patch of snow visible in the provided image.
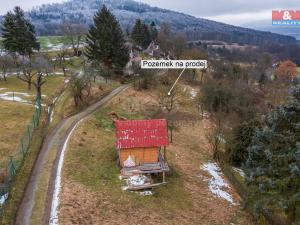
[0,94,31,104]
[7,72,20,75]
[122,175,151,191]
[49,120,82,225]
[139,190,153,196]
[50,109,54,123]
[46,40,54,48]
[202,112,210,119]
[232,167,245,177]
[52,97,58,104]
[3,92,31,97]
[127,175,149,186]
[0,192,8,205]
[202,162,235,205]
[47,106,55,123]
[190,88,197,99]
[217,134,226,143]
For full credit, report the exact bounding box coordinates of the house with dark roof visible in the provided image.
[115,119,169,187]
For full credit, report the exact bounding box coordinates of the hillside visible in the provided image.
[0,0,296,46]
[243,20,300,40]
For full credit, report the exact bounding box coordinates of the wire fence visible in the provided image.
[0,97,42,215]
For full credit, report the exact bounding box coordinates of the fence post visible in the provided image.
[28,126,32,148]
[0,96,44,218]
[33,114,36,129]
[8,156,16,180]
[35,109,39,127]
[20,138,26,159]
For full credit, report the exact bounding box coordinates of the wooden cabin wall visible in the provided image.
[120,147,159,166]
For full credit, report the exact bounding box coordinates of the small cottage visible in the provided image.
[115,119,169,187]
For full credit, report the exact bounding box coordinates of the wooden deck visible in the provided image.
[121,152,169,177]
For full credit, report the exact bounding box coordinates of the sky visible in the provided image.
[0,0,298,26]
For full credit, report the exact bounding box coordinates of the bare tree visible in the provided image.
[56,46,69,76]
[17,58,35,90]
[42,54,54,76]
[0,54,14,82]
[33,56,52,99]
[157,85,179,143]
[17,55,52,98]
[70,73,91,106]
[84,61,98,82]
[61,21,87,56]
[158,86,178,113]
[173,33,186,58]
[181,48,208,82]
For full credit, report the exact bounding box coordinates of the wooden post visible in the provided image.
[163,171,166,183]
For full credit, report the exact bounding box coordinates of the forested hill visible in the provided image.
[1,0,297,46]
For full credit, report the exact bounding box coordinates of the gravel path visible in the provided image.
[15,85,129,225]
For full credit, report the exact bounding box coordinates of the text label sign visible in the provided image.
[141,60,207,69]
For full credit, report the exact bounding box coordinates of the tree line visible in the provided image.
[197,41,300,223]
[0,5,130,104]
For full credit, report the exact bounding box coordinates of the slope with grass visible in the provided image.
[0,76,66,169]
[58,86,254,225]
[0,101,33,169]
[13,81,124,225]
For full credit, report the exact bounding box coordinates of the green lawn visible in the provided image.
[1,36,73,51]
[38,36,71,50]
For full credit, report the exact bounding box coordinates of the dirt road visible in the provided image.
[15,85,129,225]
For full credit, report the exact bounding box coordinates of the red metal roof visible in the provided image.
[115,119,169,149]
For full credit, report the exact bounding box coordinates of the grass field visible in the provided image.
[29,79,121,224]
[0,101,33,168]
[38,36,71,50]
[0,75,65,170]
[0,74,66,105]
[58,86,254,225]
[0,36,82,51]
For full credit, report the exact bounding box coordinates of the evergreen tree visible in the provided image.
[149,21,158,41]
[245,86,300,224]
[131,19,151,48]
[225,119,261,167]
[141,23,151,47]
[85,5,129,69]
[1,7,39,56]
[131,19,143,46]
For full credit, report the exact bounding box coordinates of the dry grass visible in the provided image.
[28,80,121,225]
[1,112,48,225]
[0,101,33,168]
[0,76,65,169]
[59,86,254,225]
[0,76,65,101]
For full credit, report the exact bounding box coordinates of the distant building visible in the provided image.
[143,41,164,58]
